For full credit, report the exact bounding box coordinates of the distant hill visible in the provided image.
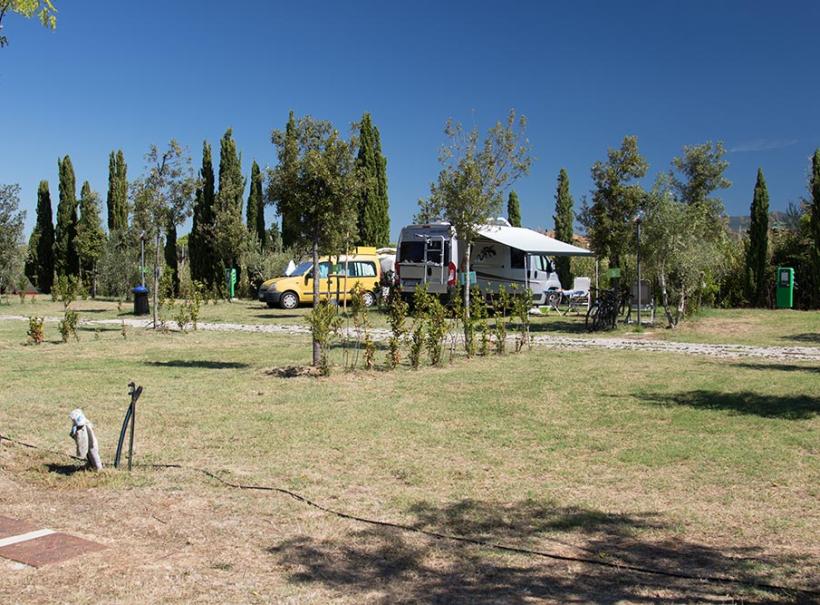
[727,212,788,233]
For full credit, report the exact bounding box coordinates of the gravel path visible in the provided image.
[2,315,819,362]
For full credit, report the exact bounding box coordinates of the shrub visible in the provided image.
[27,316,44,344]
[305,300,342,376]
[385,286,408,369]
[58,308,79,343]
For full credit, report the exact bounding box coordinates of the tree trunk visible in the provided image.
[659,269,675,329]
[462,241,472,350]
[92,262,97,299]
[152,232,161,329]
[675,287,687,327]
[312,236,321,367]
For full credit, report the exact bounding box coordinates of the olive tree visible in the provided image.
[0,184,25,298]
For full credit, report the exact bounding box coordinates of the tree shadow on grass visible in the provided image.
[145,360,250,369]
[45,462,85,476]
[784,333,820,344]
[637,390,819,420]
[527,319,589,334]
[268,498,812,604]
[252,314,302,320]
[733,362,820,375]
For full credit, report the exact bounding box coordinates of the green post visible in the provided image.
[775,267,794,309]
[226,268,237,298]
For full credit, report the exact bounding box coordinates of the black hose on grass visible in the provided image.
[1,432,815,600]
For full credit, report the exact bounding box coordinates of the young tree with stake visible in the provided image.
[132,141,197,328]
[268,115,359,367]
[418,110,531,349]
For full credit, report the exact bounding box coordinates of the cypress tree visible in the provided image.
[106,150,128,232]
[809,149,820,308]
[246,160,266,248]
[25,230,39,289]
[355,115,390,247]
[190,141,216,286]
[279,111,300,250]
[373,126,390,247]
[746,168,770,306]
[28,180,55,292]
[553,168,574,288]
[164,219,179,297]
[55,156,79,278]
[215,128,245,272]
[76,181,106,297]
[507,191,522,227]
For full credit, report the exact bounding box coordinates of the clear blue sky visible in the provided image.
[1,0,818,240]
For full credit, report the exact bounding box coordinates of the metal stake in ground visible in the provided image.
[114,382,142,469]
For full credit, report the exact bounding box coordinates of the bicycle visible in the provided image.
[585,287,629,331]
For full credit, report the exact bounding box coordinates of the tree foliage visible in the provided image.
[25,180,54,292]
[106,150,128,232]
[355,113,390,247]
[0,0,57,47]
[552,168,574,288]
[0,183,25,294]
[670,141,730,211]
[76,181,106,295]
[278,111,300,251]
[580,135,648,287]
[506,190,521,227]
[189,140,219,287]
[54,155,79,278]
[746,168,770,307]
[213,128,246,273]
[810,149,820,308]
[246,160,266,248]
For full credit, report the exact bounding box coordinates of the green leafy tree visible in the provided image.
[417,109,531,348]
[670,142,730,211]
[810,149,820,308]
[0,0,57,47]
[279,111,300,250]
[54,155,79,278]
[24,180,54,292]
[106,150,128,232]
[268,114,360,366]
[745,168,770,307]
[580,135,648,290]
[355,113,390,247]
[189,141,218,287]
[76,181,106,297]
[214,128,246,286]
[507,190,521,227]
[132,141,197,328]
[246,160,266,248]
[553,168,574,288]
[0,184,26,296]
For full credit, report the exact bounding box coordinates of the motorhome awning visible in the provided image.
[477,225,594,256]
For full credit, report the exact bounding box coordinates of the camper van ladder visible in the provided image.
[415,234,447,285]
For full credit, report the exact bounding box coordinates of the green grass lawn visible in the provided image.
[0,316,817,602]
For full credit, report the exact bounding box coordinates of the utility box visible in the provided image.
[775,267,794,309]
[225,268,237,299]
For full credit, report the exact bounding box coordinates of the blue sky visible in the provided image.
[1,0,818,240]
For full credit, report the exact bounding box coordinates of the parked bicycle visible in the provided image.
[585,287,629,331]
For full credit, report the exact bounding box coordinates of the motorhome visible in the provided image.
[395,219,593,304]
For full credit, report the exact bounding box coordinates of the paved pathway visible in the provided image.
[2,315,819,362]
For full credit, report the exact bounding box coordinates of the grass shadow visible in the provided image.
[252,314,303,320]
[145,360,251,369]
[527,319,590,334]
[637,390,819,420]
[268,498,811,603]
[734,362,820,375]
[785,333,820,344]
[45,462,85,475]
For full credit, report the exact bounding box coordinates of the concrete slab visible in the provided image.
[0,515,38,539]
[0,532,106,567]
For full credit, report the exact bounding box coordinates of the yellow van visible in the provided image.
[258,247,382,309]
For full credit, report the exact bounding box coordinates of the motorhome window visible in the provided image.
[529,255,548,271]
[399,241,425,263]
[511,248,526,269]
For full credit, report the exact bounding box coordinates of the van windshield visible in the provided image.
[289,261,313,277]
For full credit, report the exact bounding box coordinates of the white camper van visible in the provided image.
[395,219,593,304]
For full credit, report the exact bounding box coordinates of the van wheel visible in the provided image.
[280,291,299,310]
[363,291,376,307]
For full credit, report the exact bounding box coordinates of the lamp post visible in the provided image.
[139,231,146,287]
[635,213,643,326]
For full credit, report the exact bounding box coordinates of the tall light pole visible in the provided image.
[635,213,642,326]
[139,231,146,287]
